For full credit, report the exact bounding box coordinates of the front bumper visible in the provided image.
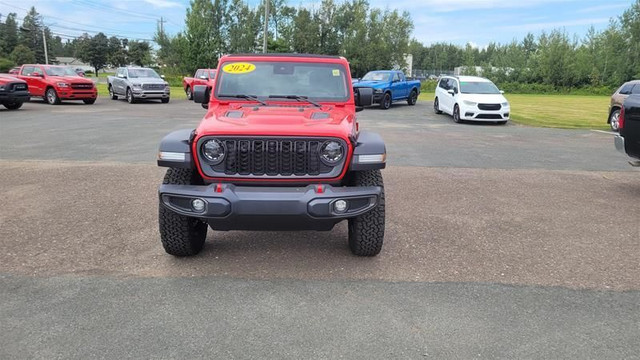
[614,135,625,153]
[0,90,30,103]
[459,104,510,121]
[133,89,170,99]
[57,89,97,100]
[159,183,381,231]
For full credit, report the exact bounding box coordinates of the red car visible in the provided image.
[157,54,384,257]
[0,74,30,110]
[8,67,20,75]
[182,68,216,100]
[17,64,97,105]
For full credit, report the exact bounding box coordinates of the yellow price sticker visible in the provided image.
[222,62,256,74]
[332,69,340,76]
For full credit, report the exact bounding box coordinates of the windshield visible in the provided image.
[460,81,501,94]
[128,68,161,79]
[361,71,391,82]
[44,67,78,76]
[215,61,349,102]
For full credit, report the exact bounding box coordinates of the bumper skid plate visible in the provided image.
[159,183,382,231]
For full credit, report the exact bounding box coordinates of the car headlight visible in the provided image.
[320,141,344,165]
[463,100,477,106]
[57,82,69,88]
[501,102,509,107]
[132,83,142,89]
[0,85,5,91]
[374,88,383,93]
[201,139,225,164]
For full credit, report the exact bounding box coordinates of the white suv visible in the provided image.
[434,76,510,124]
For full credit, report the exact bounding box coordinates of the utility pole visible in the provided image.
[263,0,269,53]
[42,28,48,65]
[158,16,165,36]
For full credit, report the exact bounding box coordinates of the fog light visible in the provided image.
[191,199,206,212]
[334,200,348,213]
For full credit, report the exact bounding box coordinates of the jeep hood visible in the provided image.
[196,105,354,140]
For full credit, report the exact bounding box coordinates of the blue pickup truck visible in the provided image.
[353,70,421,110]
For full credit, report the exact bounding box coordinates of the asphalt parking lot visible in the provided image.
[1,99,639,359]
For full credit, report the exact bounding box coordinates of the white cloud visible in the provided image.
[142,0,182,8]
[499,17,611,32]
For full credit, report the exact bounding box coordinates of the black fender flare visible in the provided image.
[157,128,195,168]
[350,130,386,171]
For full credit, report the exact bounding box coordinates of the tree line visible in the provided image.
[0,7,152,74]
[155,0,413,77]
[410,0,640,90]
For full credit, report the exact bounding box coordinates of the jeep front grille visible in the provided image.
[198,137,347,179]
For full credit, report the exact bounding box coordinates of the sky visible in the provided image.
[0,0,634,47]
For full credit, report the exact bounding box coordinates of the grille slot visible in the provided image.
[478,103,501,111]
[210,138,344,177]
[70,83,93,90]
[142,83,165,90]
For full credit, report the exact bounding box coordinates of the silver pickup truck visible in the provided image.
[107,67,170,104]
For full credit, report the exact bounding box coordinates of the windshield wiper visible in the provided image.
[218,94,268,106]
[269,95,321,108]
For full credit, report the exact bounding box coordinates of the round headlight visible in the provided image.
[320,141,344,164]
[202,139,225,163]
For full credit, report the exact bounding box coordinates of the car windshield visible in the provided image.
[128,69,161,79]
[460,81,501,94]
[44,67,78,76]
[215,61,349,102]
[361,71,391,82]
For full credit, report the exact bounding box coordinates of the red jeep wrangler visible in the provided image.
[157,54,385,256]
[17,64,97,105]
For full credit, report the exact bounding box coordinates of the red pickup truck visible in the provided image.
[182,69,216,100]
[0,74,30,110]
[17,64,97,105]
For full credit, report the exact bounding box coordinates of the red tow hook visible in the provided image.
[215,183,223,193]
[315,185,324,194]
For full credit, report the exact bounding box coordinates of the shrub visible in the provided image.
[0,58,16,73]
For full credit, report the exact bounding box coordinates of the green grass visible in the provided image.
[419,93,610,129]
[96,83,187,100]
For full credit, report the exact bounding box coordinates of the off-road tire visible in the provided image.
[159,168,208,256]
[83,99,96,105]
[161,97,170,104]
[186,86,193,100]
[433,97,442,114]
[407,89,418,105]
[46,87,61,105]
[126,88,136,104]
[3,101,23,110]
[348,170,385,256]
[108,85,118,100]
[380,92,392,110]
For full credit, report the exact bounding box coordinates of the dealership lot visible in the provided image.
[1,100,639,358]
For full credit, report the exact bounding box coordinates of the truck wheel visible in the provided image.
[83,99,96,105]
[3,102,23,110]
[433,97,442,114]
[380,93,392,110]
[348,170,385,256]
[609,109,620,132]
[453,104,462,123]
[126,88,136,104]
[407,89,418,105]
[161,97,170,104]
[159,168,208,256]
[108,85,118,100]
[46,88,61,105]
[186,86,193,100]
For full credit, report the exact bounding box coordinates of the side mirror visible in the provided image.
[117,73,126,79]
[447,89,455,96]
[161,75,166,79]
[499,90,504,94]
[193,85,210,109]
[354,87,373,111]
[199,75,208,80]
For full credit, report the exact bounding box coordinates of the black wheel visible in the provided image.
[108,85,118,100]
[3,102,23,110]
[46,88,60,105]
[453,104,462,123]
[159,168,208,256]
[609,109,620,132]
[126,88,136,104]
[186,86,192,100]
[348,170,385,256]
[433,97,442,114]
[379,92,392,110]
[407,89,418,105]
[83,99,96,105]
[161,97,170,104]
